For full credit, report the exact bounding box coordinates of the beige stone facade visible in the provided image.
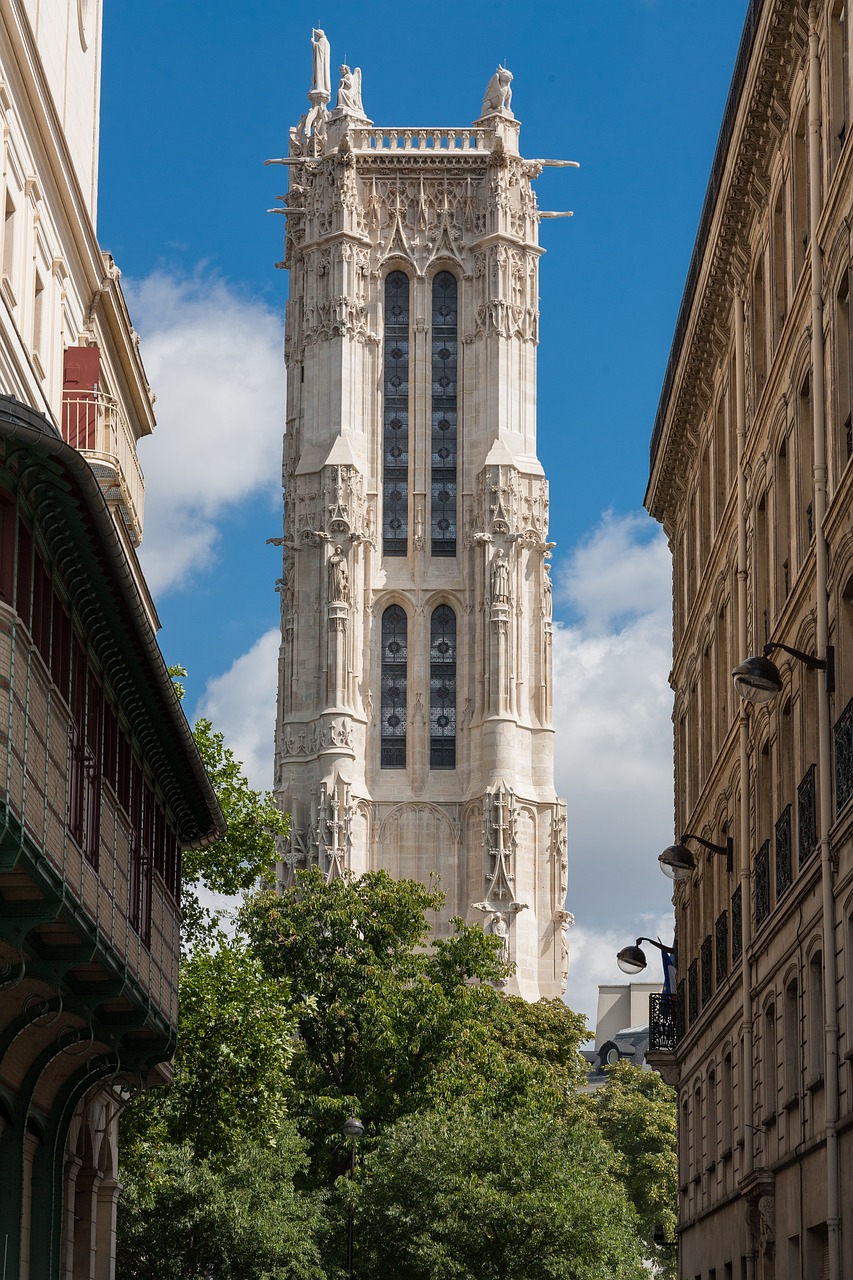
[272,44,568,1000]
[646,2,853,1277]
[0,6,220,1277]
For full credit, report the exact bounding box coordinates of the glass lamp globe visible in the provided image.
[616,944,647,975]
[659,843,696,881]
[732,656,782,705]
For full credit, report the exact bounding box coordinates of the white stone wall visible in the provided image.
[0,0,154,567]
[273,61,568,999]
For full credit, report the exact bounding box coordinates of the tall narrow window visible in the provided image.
[830,0,848,169]
[2,193,15,291]
[429,605,456,768]
[383,272,409,556]
[793,108,809,282]
[381,605,407,768]
[773,187,788,341]
[752,254,767,397]
[837,271,852,464]
[431,271,458,556]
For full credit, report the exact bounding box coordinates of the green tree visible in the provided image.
[590,1060,678,1274]
[353,1099,648,1280]
[121,937,297,1158]
[240,869,510,1167]
[117,718,316,1279]
[116,1128,326,1280]
[182,718,286,940]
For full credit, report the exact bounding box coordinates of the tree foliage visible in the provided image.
[239,870,510,1169]
[116,1128,325,1280]
[182,718,286,928]
[353,1100,648,1280]
[117,715,674,1280]
[590,1060,678,1273]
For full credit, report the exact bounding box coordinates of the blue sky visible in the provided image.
[97,2,749,1022]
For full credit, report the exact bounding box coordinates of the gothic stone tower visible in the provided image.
[271,37,568,999]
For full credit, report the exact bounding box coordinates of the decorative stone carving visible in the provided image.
[335,65,365,117]
[327,545,350,603]
[481,66,514,117]
[491,548,511,602]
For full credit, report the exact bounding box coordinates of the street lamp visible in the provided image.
[732,641,834,704]
[659,833,734,880]
[616,936,674,976]
[342,1116,363,1279]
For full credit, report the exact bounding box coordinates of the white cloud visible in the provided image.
[126,270,284,595]
[553,512,676,1028]
[196,628,280,792]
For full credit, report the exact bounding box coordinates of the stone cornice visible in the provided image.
[647,0,804,532]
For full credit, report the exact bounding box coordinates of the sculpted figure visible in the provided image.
[328,544,350,603]
[491,548,510,602]
[481,65,513,117]
[489,913,510,961]
[336,64,365,115]
[543,570,552,620]
[311,28,331,97]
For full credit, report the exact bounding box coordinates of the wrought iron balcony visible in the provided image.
[649,992,680,1052]
[61,389,145,546]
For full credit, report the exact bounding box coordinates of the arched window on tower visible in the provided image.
[381,605,407,768]
[431,271,458,557]
[383,272,410,556]
[429,605,457,768]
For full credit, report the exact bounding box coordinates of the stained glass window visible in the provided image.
[381,605,407,767]
[383,272,409,556]
[431,271,458,557]
[430,605,457,768]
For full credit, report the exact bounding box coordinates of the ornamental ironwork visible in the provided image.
[380,605,407,768]
[429,605,457,768]
[731,884,743,962]
[430,272,458,557]
[688,959,699,1026]
[382,272,409,556]
[835,696,853,814]
[649,992,680,1051]
[715,909,728,984]
[701,934,713,1007]
[755,840,770,927]
[798,763,817,866]
[676,978,686,1041]
[775,804,792,898]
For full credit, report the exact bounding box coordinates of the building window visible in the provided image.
[793,108,809,282]
[429,604,456,768]
[763,1002,777,1120]
[382,272,409,556]
[431,271,458,556]
[381,605,407,768]
[784,977,800,1104]
[808,951,825,1085]
[836,271,852,465]
[830,0,848,168]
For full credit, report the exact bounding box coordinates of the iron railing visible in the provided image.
[798,763,817,865]
[649,992,680,1052]
[775,805,792,898]
[755,840,770,926]
[835,698,853,814]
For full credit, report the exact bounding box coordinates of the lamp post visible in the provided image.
[658,833,734,880]
[342,1115,363,1279]
[615,936,675,976]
